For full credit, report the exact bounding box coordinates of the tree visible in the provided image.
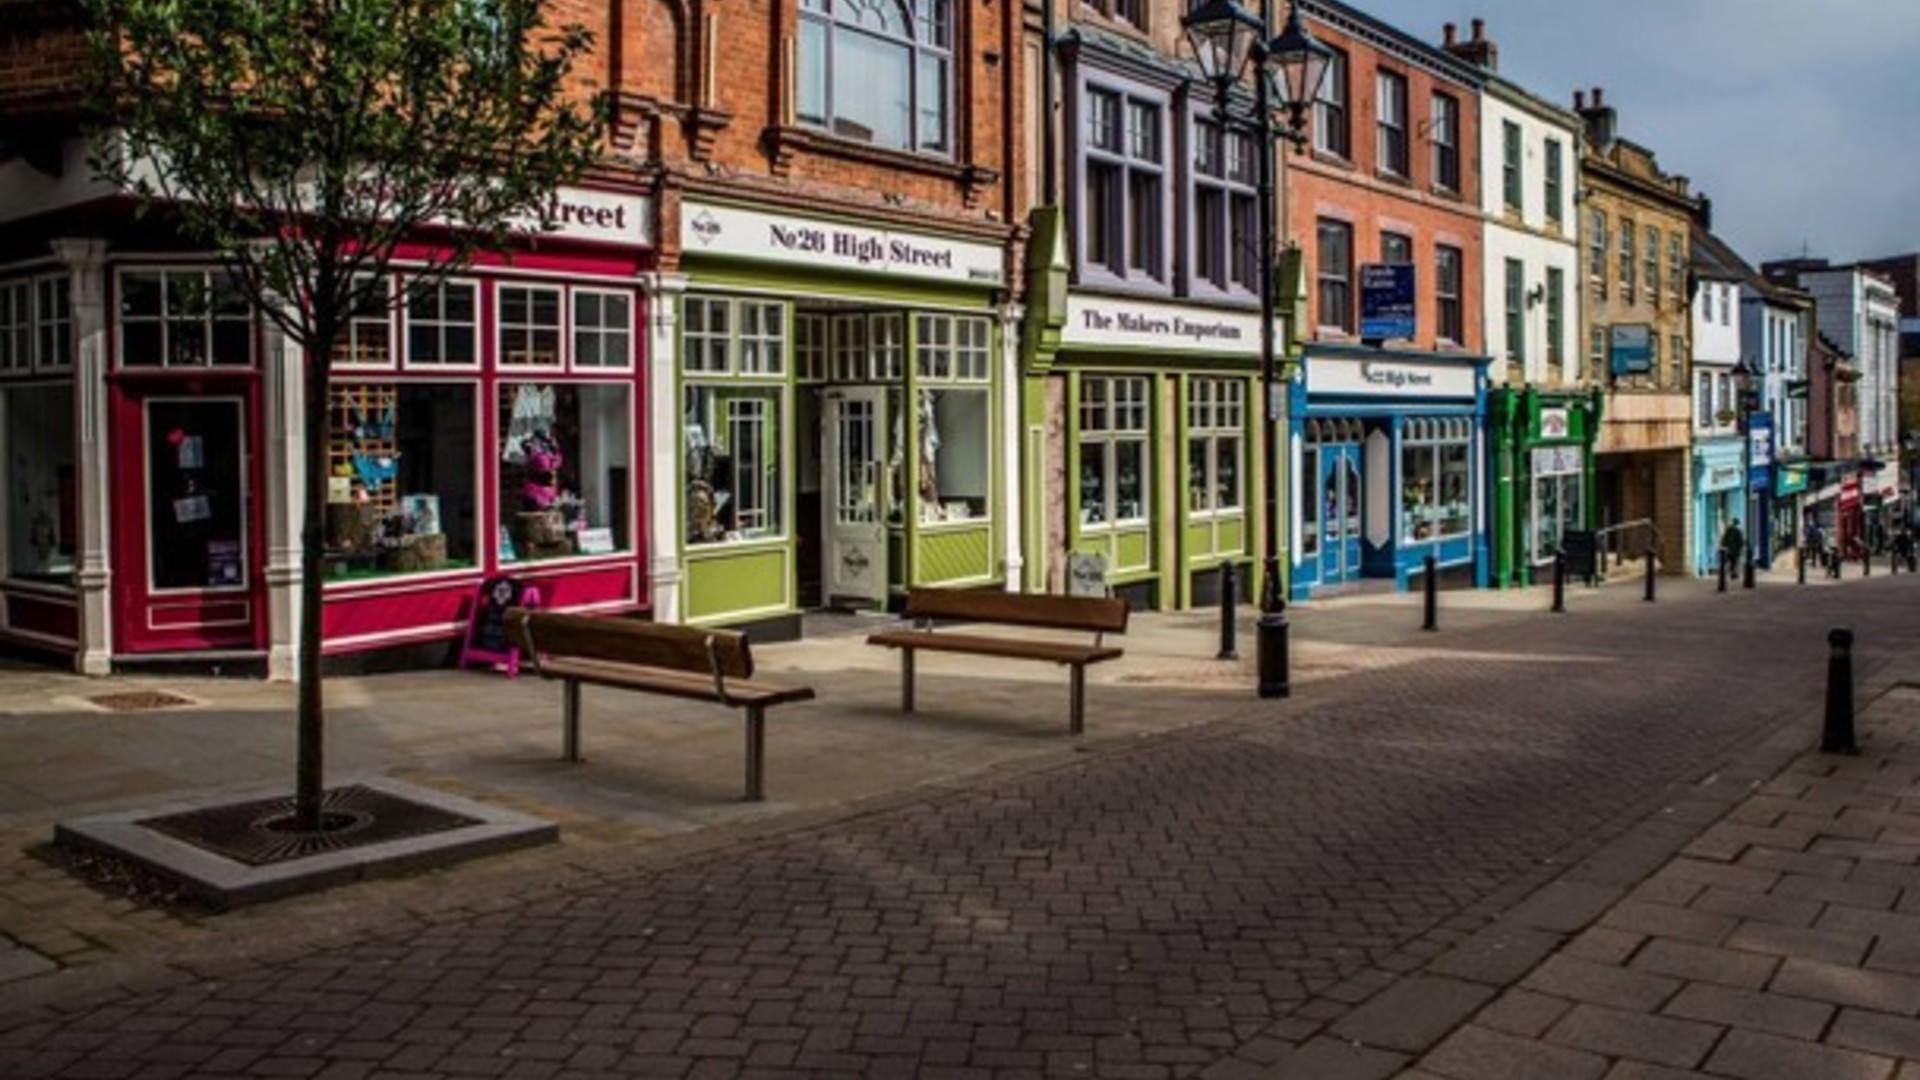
[83,0,607,831]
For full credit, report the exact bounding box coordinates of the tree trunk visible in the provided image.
[295,316,336,832]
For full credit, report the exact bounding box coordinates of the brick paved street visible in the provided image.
[1,574,1917,1078]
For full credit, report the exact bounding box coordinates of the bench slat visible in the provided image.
[900,588,1128,635]
[866,630,1122,666]
[541,657,815,707]
[508,609,753,678]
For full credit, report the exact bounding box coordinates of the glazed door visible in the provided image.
[1319,446,1363,585]
[117,394,262,652]
[821,386,888,608]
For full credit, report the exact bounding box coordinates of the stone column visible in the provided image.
[640,273,688,622]
[50,240,111,676]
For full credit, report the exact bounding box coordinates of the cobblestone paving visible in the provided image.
[1,578,1915,1079]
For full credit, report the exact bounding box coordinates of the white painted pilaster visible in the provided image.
[51,240,111,675]
[261,319,303,681]
[640,273,688,622]
[998,303,1025,592]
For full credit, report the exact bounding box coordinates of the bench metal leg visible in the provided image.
[901,650,916,714]
[744,706,766,802]
[562,680,583,762]
[1069,665,1086,736]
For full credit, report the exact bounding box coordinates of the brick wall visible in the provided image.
[0,1,85,123]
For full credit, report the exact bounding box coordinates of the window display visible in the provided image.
[1529,445,1584,564]
[684,385,783,544]
[912,315,991,525]
[498,383,631,562]
[5,385,76,585]
[147,398,246,590]
[1401,417,1472,543]
[325,382,478,579]
[1186,378,1244,515]
[1078,375,1150,528]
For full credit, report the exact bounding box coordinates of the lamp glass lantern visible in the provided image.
[1182,0,1265,92]
[1265,4,1334,123]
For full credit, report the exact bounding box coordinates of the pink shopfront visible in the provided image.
[0,163,659,675]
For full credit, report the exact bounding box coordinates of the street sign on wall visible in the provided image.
[1359,263,1416,341]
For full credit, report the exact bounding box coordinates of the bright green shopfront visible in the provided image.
[669,198,1015,633]
[1019,218,1272,611]
[1488,387,1602,588]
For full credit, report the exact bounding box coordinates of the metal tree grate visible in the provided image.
[86,690,197,712]
[140,785,481,867]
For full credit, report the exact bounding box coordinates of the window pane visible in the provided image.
[1127,171,1158,274]
[324,383,479,580]
[798,18,828,126]
[1402,443,1436,542]
[1078,441,1107,525]
[918,388,989,523]
[684,385,784,544]
[1085,162,1118,271]
[1088,89,1120,152]
[917,56,948,153]
[832,31,911,149]
[5,385,76,584]
[1114,438,1146,521]
[1314,50,1348,158]
[498,383,632,562]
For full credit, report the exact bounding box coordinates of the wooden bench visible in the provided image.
[505,609,814,801]
[865,588,1129,734]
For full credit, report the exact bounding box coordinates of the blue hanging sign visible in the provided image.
[1609,325,1654,376]
[1359,263,1417,341]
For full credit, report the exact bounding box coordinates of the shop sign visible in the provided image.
[1748,413,1774,468]
[1702,464,1742,493]
[515,187,654,246]
[1061,294,1276,354]
[1306,355,1476,400]
[1358,264,1416,341]
[1532,445,1582,477]
[1609,324,1653,375]
[1539,407,1570,440]
[680,199,1005,287]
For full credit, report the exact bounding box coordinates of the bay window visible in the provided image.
[1080,83,1165,284]
[498,383,631,563]
[1401,417,1471,543]
[1078,375,1149,528]
[796,0,951,155]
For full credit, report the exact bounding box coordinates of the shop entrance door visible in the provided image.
[821,386,889,608]
[1319,445,1363,586]
[115,393,263,653]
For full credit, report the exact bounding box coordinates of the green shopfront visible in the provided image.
[1022,270,1270,611]
[666,198,1014,633]
[1488,388,1601,587]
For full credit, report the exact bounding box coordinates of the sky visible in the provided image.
[1344,0,1920,266]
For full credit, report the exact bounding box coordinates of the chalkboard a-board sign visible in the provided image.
[460,577,541,677]
[1559,530,1598,581]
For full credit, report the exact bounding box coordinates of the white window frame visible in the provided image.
[114,267,257,370]
[496,283,565,370]
[1077,374,1151,530]
[401,277,480,370]
[1186,377,1245,518]
[571,288,636,371]
[333,274,397,370]
[1376,69,1408,178]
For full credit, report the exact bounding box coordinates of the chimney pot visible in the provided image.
[1593,86,1605,107]
[1574,90,1585,110]
[1443,22,1456,45]
[1471,18,1484,42]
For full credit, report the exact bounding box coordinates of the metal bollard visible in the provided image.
[1821,627,1857,754]
[1422,554,1438,631]
[1798,545,1806,585]
[1830,548,1842,580]
[1743,553,1756,589]
[1217,560,1238,661]
[1551,551,1567,614]
[1718,551,1728,593]
[1644,547,1656,602]
[1257,612,1290,698]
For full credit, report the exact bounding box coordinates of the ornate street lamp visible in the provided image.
[1182,0,1331,698]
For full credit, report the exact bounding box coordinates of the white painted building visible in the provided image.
[1478,77,1582,388]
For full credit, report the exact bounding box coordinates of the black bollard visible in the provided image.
[1717,551,1728,593]
[1830,547,1842,580]
[1798,545,1806,585]
[1217,560,1238,661]
[1744,553,1756,590]
[1909,549,1917,574]
[1644,547,1657,602]
[1863,545,1872,578]
[1551,551,1567,614]
[1257,572,1290,699]
[1821,628,1857,754]
[1422,554,1438,631]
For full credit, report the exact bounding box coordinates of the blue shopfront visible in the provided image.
[1289,347,1490,598]
[1691,437,1747,576]
[1747,414,1776,564]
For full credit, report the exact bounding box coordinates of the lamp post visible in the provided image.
[1183,0,1331,699]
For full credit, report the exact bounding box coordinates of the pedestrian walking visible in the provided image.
[1720,519,1746,577]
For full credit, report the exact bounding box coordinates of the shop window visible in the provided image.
[498,382,632,563]
[1078,375,1149,528]
[35,278,71,371]
[1401,418,1471,543]
[145,398,246,591]
[910,388,989,524]
[334,276,394,367]
[572,289,633,369]
[794,314,829,383]
[0,280,30,372]
[1312,47,1348,158]
[683,294,790,546]
[4,384,76,585]
[324,382,478,580]
[1300,438,1320,557]
[403,279,478,366]
[1186,378,1243,516]
[498,284,563,367]
[118,269,254,368]
[915,314,990,382]
[684,385,783,544]
[796,0,951,155]
[1529,449,1583,564]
